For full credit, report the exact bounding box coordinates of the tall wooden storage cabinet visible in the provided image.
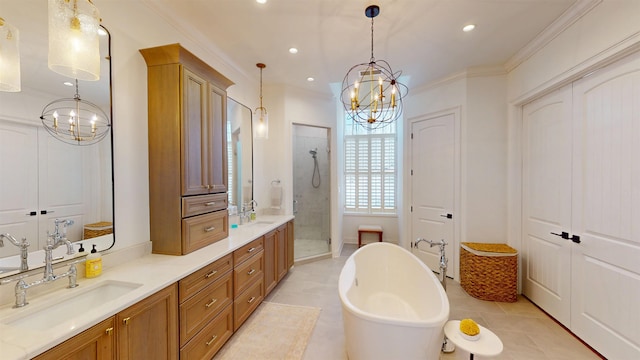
[140,44,233,255]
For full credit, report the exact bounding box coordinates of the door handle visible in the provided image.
[550,231,569,239]
[570,235,581,244]
[440,213,453,219]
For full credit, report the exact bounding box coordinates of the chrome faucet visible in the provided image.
[239,200,258,225]
[414,238,448,290]
[9,219,79,307]
[0,234,30,272]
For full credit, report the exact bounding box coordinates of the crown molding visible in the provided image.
[504,0,602,72]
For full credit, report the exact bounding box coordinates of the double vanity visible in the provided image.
[0,215,294,360]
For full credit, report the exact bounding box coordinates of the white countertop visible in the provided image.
[0,215,293,360]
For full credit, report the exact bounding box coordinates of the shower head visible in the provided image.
[309,148,317,158]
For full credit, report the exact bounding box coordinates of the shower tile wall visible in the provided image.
[293,128,330,258]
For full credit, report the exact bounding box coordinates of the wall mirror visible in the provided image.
[0,1,113,278]
[227,98,253,209]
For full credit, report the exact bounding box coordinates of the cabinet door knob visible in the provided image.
[247,296,256,304]
[205,334,218,346]
[122,317,131,325]
[247,247,256,253]
[205,299,218,308]
[247,269,256,275]
[205,270,217,278]
[204,226,215,232]
[205,202,216,206]
[105,327,114,335]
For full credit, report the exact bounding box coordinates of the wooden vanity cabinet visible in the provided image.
[117,284,179,360]
[264,222,293,296]
[233,237,264,330]
[35,285,178,360]
[140,43,234,255]
[287,220,295,269]
[33,317,116,360]
[178,254,234,360]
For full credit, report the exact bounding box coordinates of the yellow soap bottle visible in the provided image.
[85,245,102,278]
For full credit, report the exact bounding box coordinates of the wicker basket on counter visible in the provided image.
[83,221,113,239]
[460,242,518,302]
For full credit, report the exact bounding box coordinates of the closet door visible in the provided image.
[570,52,640,360]
[410,113,455,277]
[522,85,573,326]
[0,121,38,255]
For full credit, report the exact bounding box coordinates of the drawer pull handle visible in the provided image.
[122,317,131,325]
[247,269,256,275]
[204,226,216,232]
[206,335,218,346]
[205,299,218,308]
[247,247,256,253]
[105,327,114,335]
[205,270,217,278]
[205,202,216,206]
[247,296,256,304]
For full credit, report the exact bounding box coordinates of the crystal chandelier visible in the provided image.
[40,79,110,145]
[253,63,269,139]
[341,5,408,131]
[0,17,20,92]
[48,0,101,81]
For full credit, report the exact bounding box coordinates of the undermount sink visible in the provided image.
[253,221,274,225]
[2,280,141,331]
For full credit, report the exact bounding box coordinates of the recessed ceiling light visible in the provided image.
[256,0,267,4]
[63,81,74,87]
[462,24,476,32]
[307,77,314,82]
[289,48,298,54]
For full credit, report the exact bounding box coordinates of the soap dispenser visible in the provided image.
[85,245,102,278]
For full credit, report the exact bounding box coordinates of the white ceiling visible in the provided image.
[145,0,579,95]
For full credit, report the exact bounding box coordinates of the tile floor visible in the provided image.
[266,244,603,360]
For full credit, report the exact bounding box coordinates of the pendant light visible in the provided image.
[341,5,408,131]
[48,0,101,81]
[0,17,21,92]
[253,63,269,139]
[40,79,110,145]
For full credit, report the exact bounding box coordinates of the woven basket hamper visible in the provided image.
[83,221,113,239]
[460,242,518,302]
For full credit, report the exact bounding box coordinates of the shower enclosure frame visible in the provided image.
[292,124,332,261]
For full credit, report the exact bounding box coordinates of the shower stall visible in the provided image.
[292,124,331,260]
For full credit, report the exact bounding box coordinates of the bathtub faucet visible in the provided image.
[414,238,448,291]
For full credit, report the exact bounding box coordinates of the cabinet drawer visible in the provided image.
[233,237,264,266]
[182,210,229,254]
[182,193,228,218]
[180,271,233,346]
[179,254,232,302]
[180,304,233,360]
[234,277,263,331]
[233,250,264,297]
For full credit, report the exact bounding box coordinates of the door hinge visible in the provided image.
[411,133,413,139]
[410,206,413,212]
[411,169,413,175]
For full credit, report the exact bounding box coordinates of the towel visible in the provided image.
[270,184,282,209]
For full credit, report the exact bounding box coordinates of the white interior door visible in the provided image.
[38,129,90,242]
[0,122,39,255]
[522,85,573,326]
[411,113,455,277]
[570,53,640,359]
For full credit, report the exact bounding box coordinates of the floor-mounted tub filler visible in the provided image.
[339,242,450,360]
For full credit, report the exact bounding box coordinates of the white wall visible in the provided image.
[401,71,508,252]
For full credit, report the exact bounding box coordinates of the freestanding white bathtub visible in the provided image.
[339,242,449,360]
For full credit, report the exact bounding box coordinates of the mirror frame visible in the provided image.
[0,25,114,279]
[227,97,253,209]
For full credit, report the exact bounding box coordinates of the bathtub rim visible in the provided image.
[338,242,450,328]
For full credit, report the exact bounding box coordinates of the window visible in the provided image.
[343,114,397,214]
